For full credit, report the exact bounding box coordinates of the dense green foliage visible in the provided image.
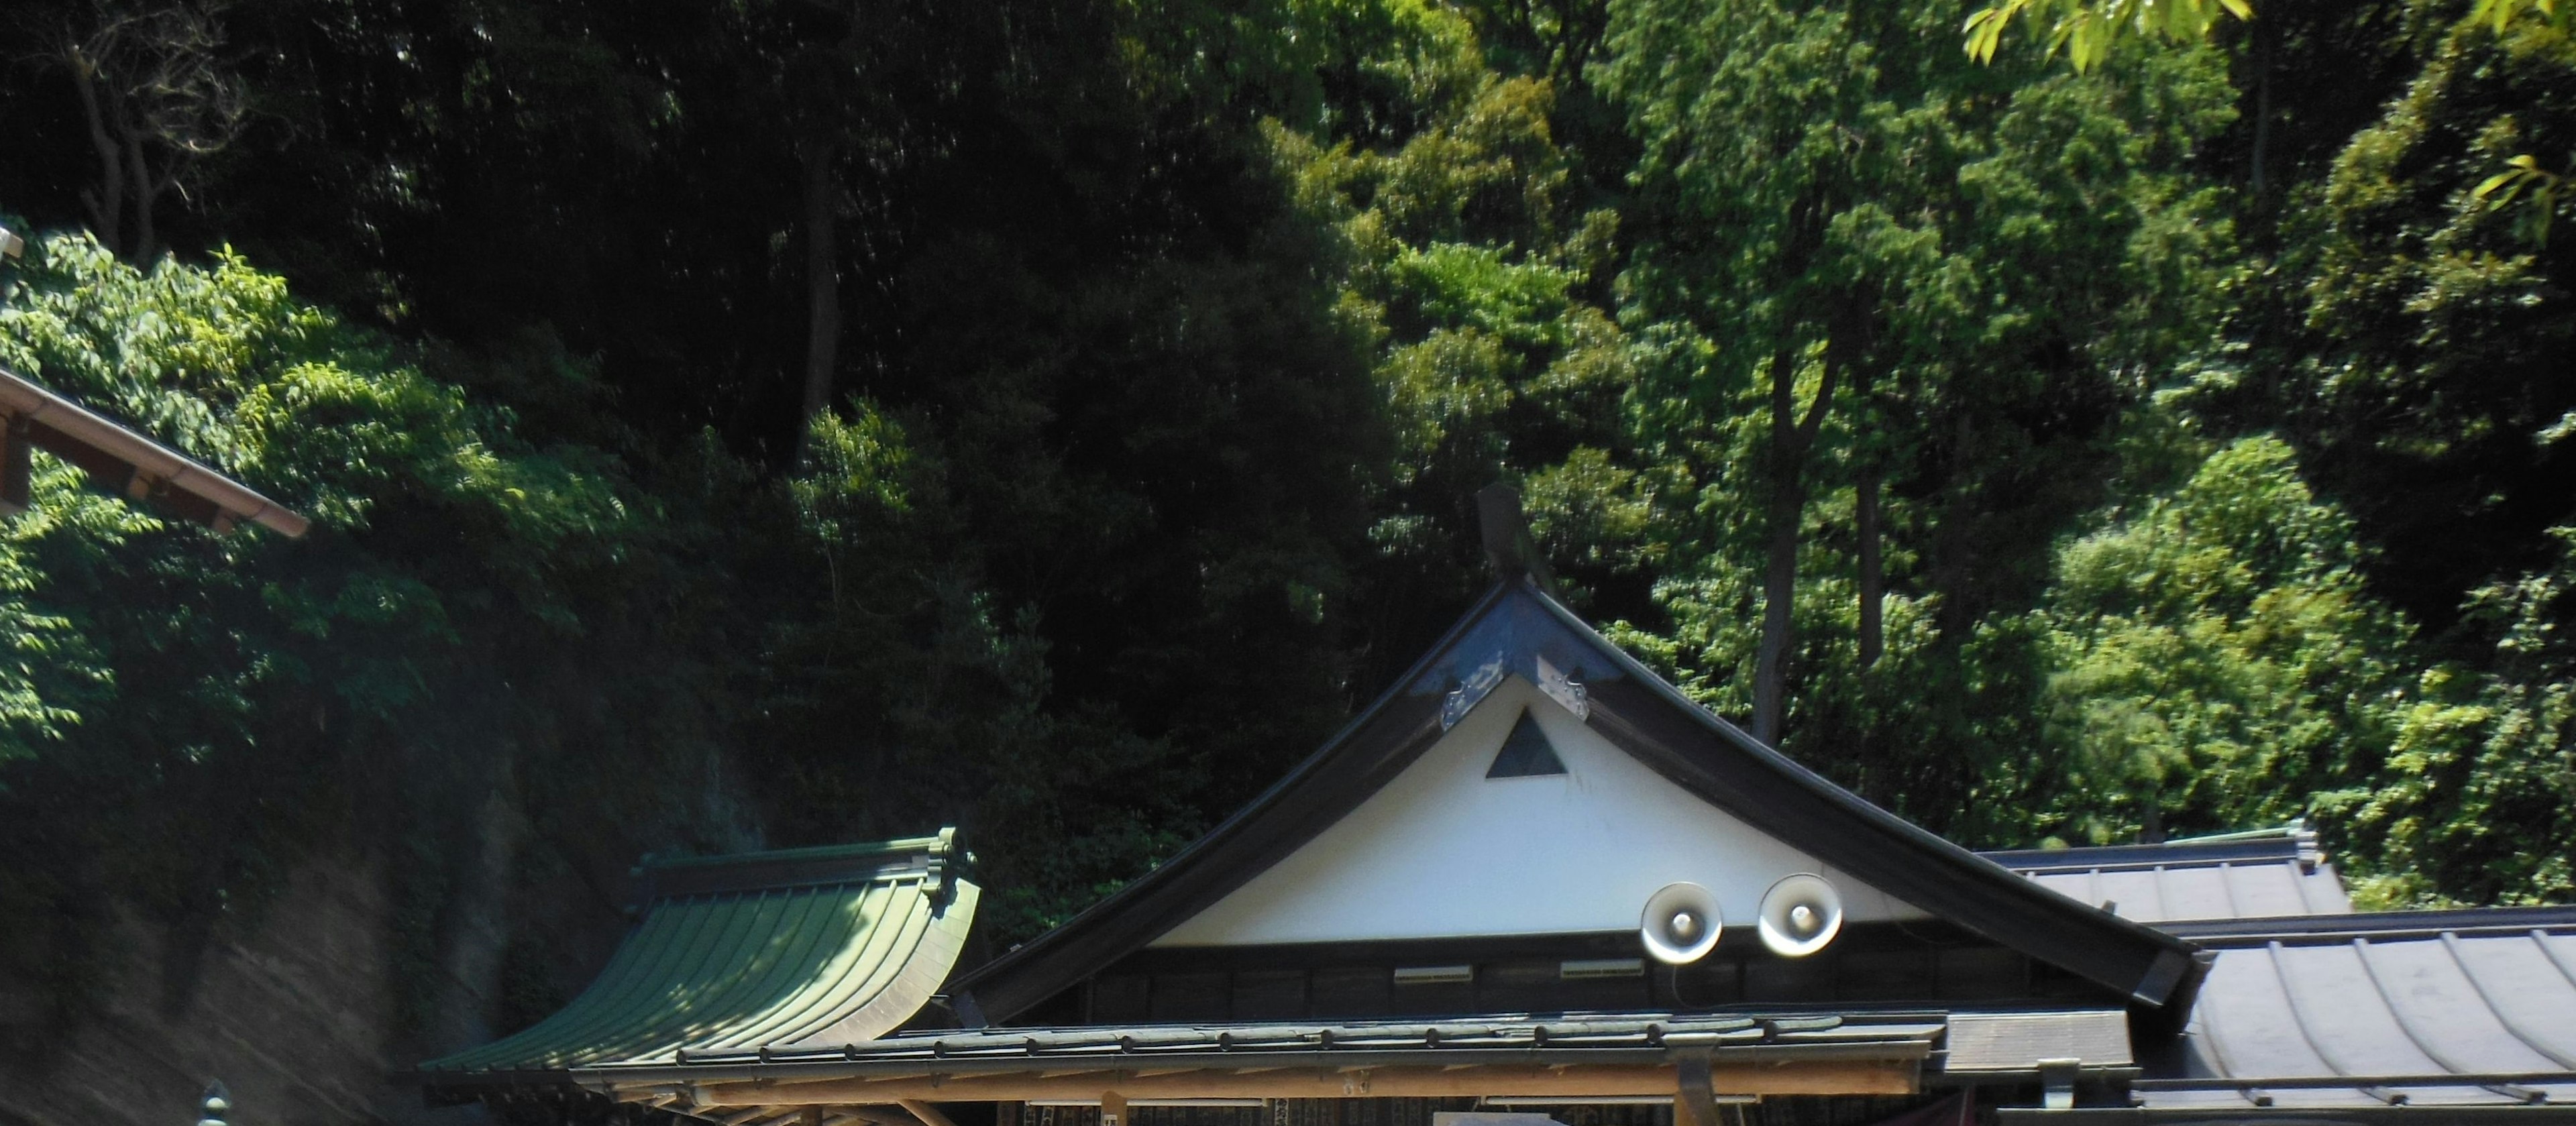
[0,0,2570,1056]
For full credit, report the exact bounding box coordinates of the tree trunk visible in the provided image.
[70,63,125,256]
[1929,409,1980,644]
[1752,343,1838,745]
[1858,457,1883,669]
[1754,484,1801,743]
[799,141,843,435]
[126,129,160,265]
[1849,345,1885,669]
[2250,18,2273,194]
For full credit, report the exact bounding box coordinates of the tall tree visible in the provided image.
[21,1,244,263]
[1597,0,1876,743]
[2182,3,2575,631]
[1266,0,1652,683]
[1597,0,2234,810]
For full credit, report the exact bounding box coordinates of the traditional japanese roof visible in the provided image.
[949,578,2202,1025]
[417,830,975,1081]
[1983,825,2355,923]
[2089,905,2576,1119]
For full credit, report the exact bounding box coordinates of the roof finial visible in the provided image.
[1475,483,1554,591]
[197,1081,231,1126]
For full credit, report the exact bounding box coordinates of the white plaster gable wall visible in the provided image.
[1151,677,1926,947]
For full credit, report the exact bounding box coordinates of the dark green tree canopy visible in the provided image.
[0,0,2569,1064]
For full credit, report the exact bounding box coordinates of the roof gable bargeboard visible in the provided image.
[949,579,2201,1024]
[1148,675,1929,947]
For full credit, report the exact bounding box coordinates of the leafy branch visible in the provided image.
[1962,0,2251,73]
[2465,0,2571,243]
[2474,154,2569,244]
[1966,0,2571,245]
[2470,0,2567,34]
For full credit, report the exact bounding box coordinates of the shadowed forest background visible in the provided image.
[0,0,2571,1091]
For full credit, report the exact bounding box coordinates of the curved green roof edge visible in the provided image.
[419,828,975,1076]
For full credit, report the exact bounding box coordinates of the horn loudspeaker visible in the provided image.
[1757,873,1843,958]
[1640,881,1723,964]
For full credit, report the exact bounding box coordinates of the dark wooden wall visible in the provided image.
[1069,925,2116,1024]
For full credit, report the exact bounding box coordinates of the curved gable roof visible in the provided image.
[949,579,2201,1024]
[419,831,976,1079]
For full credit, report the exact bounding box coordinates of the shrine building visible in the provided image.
[413,510,2576,1126]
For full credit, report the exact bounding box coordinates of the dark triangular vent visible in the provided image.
[1487,711,1567,778]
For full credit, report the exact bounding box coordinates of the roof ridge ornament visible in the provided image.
[1442,654,1509,729]
[196,1081,230,1126]
[1476,483,1554,592]
[1536,652,1589,719]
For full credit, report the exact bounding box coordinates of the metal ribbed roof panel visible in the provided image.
[2146,924,2576,1111]
[418,833,973,1074]
[2015,856,2359,923]
[2361,937,2561,1074]
[1992,827,2355,923]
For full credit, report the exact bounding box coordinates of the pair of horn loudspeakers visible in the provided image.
[1640,875,1845,964]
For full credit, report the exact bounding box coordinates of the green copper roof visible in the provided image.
[421,829,976,1075]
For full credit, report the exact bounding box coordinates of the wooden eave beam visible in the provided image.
[0,368,309,537]
[894,1099,960,1126]
[688,1060,1918,1107]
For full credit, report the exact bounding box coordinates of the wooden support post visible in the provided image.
[1674,1052,1720,1126]
[1099,1091,1127,1126]
[0,414,28,516]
